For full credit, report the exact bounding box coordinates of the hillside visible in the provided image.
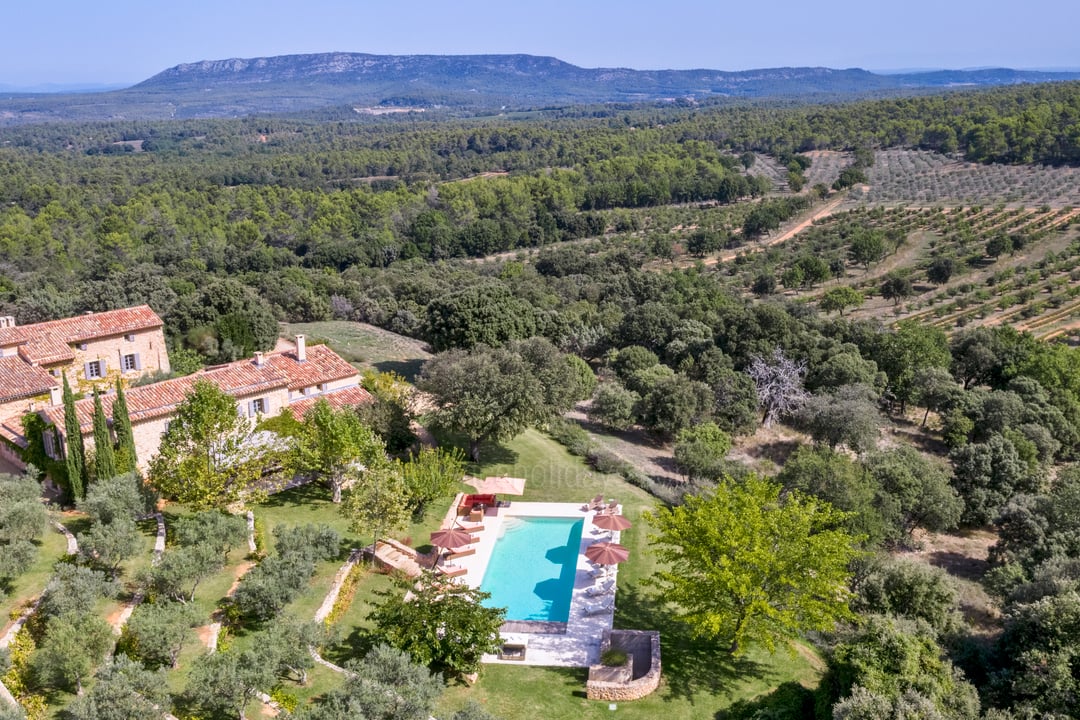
[1,52,1078,123]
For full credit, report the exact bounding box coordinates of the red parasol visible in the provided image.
[465,476,527,496]
[585,541,630,566]
[430,527,474,551]
[591,514,632,532]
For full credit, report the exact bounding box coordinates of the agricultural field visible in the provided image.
[713,202,1080,338]
[858,149,1080,206]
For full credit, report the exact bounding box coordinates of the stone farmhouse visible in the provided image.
[37,334,372,473]
[0,306,169,467]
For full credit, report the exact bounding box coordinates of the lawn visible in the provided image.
[0,517,70,624]
[159,428,823,719]
[430,428,824,720]
[281,320,432,381]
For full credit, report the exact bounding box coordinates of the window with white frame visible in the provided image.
[121,353,139,372]
[251,397,267,415]
[85,360,103,379]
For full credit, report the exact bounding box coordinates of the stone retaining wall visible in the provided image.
[586,629,661,702]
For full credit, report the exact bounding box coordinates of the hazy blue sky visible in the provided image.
[4,0,1078,86]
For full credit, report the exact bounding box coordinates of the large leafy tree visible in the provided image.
[950,434,1040,525]
[873,321,951,414]
[0,471,47,583]
[865,447,963,547]
[424,282,536,352]
[296,643,443,720]
[341,462,411,549]
[33,613,114,694]
[399,446,466,518]
[370,574,505,678]
[819,615,981,720]
[418,346,544,461]
[775,446,888,547]
[148,379,266,509]
[290,398,389,503]
[120,600,200,669]
[66,656,170,720]
[646,475,860,654]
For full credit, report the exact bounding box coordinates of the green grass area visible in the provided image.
[151,429,822,718]
[282,320,431,380]
[430,428,824,719]
[0,518,69,623]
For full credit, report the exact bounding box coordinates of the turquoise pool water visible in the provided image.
[480,516,583,622]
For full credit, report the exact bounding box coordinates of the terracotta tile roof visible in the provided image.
[40,345,361,435]
[264,344,359,391]
[0,356,58,403]
[290,385,374,419]
[0,306,163,366]
[0,418,28,447]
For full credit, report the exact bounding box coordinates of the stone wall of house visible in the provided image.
[0,392,50,435]
[68,328,169,392]
[586,629,662,702]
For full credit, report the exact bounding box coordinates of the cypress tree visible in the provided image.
[92,389,117,482]
[61,373,87,499]
[112,378,137,473]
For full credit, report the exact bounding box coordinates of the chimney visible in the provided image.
[254,352,264,367]
[0,315,14,329]
[49,384,62,406]
[295,334,306,363]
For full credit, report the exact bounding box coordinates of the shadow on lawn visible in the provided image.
[614,584,769,702]
[259,481,329,508]
[374,358,426,382]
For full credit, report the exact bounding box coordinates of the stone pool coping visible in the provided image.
[441,500,619,667]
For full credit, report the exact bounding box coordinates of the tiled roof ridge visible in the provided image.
[0,305,163,345]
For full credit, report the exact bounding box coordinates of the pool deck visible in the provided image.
[441,500,620,667]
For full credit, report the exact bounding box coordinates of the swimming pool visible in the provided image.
[479,516,583,622]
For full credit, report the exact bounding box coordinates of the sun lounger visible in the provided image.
[598,501,619,514]
[581,494,604,512]
[461,523,485,534]
[585,579,615,597]
[439,564,467,578]
[448,547,476,561]
[583,599,614,615]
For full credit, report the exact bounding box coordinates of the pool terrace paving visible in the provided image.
[438,501,620,667]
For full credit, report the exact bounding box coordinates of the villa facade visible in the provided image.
[0,306,169,467]
[37,334,372,473]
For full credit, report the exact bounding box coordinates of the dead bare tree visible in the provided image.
[746,348,809,428]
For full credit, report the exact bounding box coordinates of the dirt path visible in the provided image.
[566,404,681,485]
[903,528,1001,634]
[701,193,849,268]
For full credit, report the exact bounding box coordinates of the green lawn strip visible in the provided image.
[0,517,69,623]
[320,566,397,667]
[436,643,820,720]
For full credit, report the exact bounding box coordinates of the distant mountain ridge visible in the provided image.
[2,52,1079,124]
